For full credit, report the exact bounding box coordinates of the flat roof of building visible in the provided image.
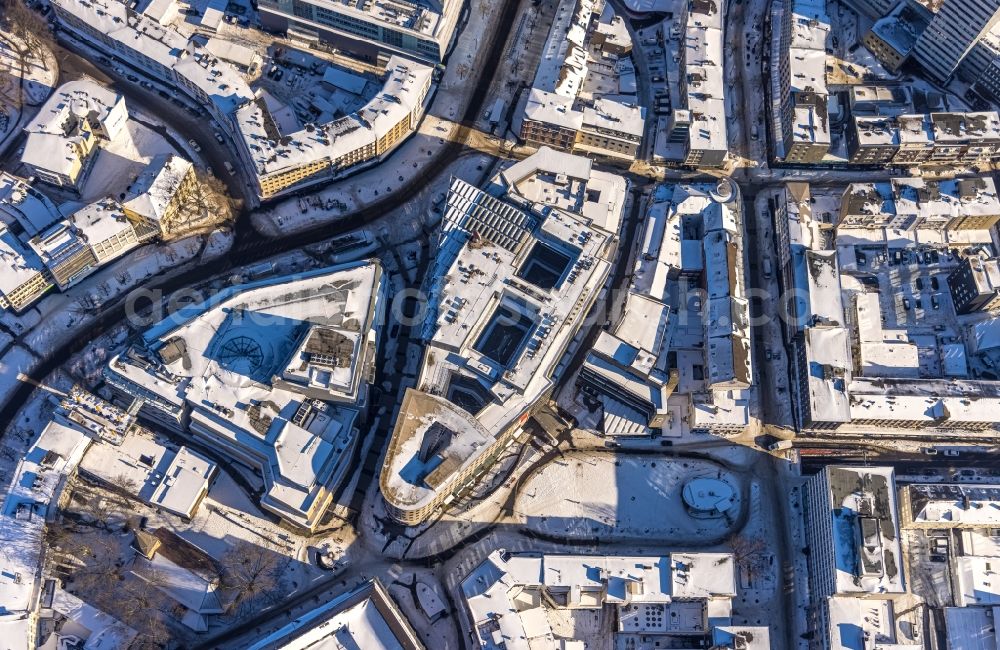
[381,151,623,514]
[944,606,1000,650]
[819,466,905,595]
[105,262,383,529]
[683,0,727,154]
[0,173,61,237]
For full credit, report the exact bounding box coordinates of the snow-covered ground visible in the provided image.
[514,452,744,543]
[0,28,58,154]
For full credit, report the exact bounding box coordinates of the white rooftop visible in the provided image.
[0,222,48,299]
[944,606,1000,650]
[0,420,91,642]
[79,428,215,518]
[533,0,594,97]
[68,199,135,247]
[957,556,1000,607]
[122,153,194,224]
[903,484,1000,528]
[818,466,905,596]
[682,0,728,155]
[21,78,125,179]
[382,150,623,514]
[236,56,432,179]
[462,550,736,650]
[523,88,584,131]
[246,580,419,650]
[0,173,61,236]
[104,262,384,529]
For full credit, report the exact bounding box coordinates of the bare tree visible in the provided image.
[166,170,236,237]
[0,0,53,106]
[728,534,768,581]
[78,491,122,530]
[219,539,289,618]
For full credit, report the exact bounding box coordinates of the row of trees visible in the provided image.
[46,479,289,646]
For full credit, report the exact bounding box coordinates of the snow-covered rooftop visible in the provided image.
[903,484,1000,528]
[122,153,194,224]
[581,98,645,138]
[944,606,1000,650]
[68,198,135,249]
[27,220,91,279]
[852,116,901,147]
[712,626,772,650]
[79,428,216,518]
[533,0,594,98]
[49,587,138,649]
[381,150,623,516]
[104,262,385,530]
[852,111,1000,148]
[803,326,852,423]
[247,579,422,650]
[870,0,931,57]
[825,597,915,650]
[956,556,1000,607]
[235,55,432,180]
[462,550,736,649]
[49,0,434,199]
[0,420,91,647]
[21,78,127,180]
[932,112,1000,143]
[0,222,48,301]
[522,87,584,131]
[891,176,1000,222]
[0,173,61,237]
[816,466,905,596]
[203,37,260,70]
[682,0,728,156]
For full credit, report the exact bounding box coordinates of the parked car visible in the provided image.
[224,161,236,175]
[214,131,225,144]
[943,449,960,457]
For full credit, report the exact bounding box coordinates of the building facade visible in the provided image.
[912,0,1000,82]
[948,255,1000,314]
[257,0,462,64]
